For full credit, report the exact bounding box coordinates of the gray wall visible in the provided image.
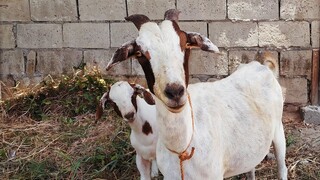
[0,0,319,105]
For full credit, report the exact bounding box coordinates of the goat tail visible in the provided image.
[255,51,279,78]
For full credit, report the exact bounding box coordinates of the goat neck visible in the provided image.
[155,94,193,153]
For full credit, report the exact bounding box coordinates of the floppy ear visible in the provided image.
[95,92,110,121]
[106,40,139,71]
[142,91,155,105]
[186,32,220,53]
[133,84,155,105]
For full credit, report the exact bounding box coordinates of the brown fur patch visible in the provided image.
[142,121,153,135]
[137,56,155,93]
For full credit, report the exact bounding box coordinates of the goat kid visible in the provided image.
[106,9,287,180]
[96,81,158,180]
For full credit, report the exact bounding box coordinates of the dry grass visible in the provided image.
[0,68,139,179]
[0,68,319,180]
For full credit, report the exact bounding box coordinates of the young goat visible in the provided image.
[96,81,158,180]
[106,9,287,180]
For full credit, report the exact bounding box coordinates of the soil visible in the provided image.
[253,110,320,180]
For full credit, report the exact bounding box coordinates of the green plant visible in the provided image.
[286,134,295,147]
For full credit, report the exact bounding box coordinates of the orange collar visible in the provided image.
[167,92,195,180]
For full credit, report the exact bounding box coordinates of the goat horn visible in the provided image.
[125,14,150,30]
[164,9,181,22]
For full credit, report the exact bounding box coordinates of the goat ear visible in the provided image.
[95,101,104,121]
[106,40,138,71]
[95,92,110,121]
[142,91,155,105]
[186,32,220,53]
[133,84,155,105]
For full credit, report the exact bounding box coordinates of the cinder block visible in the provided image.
[301,106,320,125]
[132,59,144,76]
[0,25,15,48]
[280,50,312,79]
[178,22,207,36]
[18,76,43,87]
[177,0,226,20]
[228,0,278,20]
[0,75,16,87]
[279,77,308,104]
[84,50,131,76]
[30,0,77,21]
[189,49,228,76]
[209,22,258,47]
[0,50,24,75]
[17,24,62,48]
[61,50,83,74]
[127,0,175,20]
[123,76,148,89]
[281,0,320,20]
[259,21,310,48]
[229,50,278,74]
[312,21,320,48]
[37,50,82,76]
[63,23,109,48]
[189,77,201,84]
[79,0,126,21]
[110,23,138,48]
[0,0,30,21]
[26,51,36,76]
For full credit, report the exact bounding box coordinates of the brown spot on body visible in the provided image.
[142,121,153,135]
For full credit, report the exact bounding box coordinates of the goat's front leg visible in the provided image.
[136,154,151,180]
[151,159,159,178]
[273,123,288,180]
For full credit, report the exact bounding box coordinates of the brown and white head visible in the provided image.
[96,81,155,122]
[106,9,219,113]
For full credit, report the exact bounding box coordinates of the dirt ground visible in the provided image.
[252,109,320,180]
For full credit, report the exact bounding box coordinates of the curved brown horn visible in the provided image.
[164,9,181,22]
[125,14,150,30]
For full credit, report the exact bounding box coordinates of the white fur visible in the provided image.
[105,81,159,180]
[108,17,287,179]
[155,62,287,179]
[133,21,287,179]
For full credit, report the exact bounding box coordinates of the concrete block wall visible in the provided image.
[0,0,319,105]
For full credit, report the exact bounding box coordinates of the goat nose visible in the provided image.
[124,112,135,121]
[164,83,185,101]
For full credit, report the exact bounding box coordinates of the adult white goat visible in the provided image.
[106,9,287,180]
[96,81,158,180]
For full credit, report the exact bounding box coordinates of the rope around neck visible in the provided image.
[167,92,195,180]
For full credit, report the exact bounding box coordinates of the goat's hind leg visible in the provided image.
[245,168,255,180]
[273,123,288,180]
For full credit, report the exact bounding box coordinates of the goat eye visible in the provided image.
[135,51,142,57]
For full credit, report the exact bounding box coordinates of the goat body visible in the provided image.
[106,10,287,180]
[156,61,287,179]
[97,81,158,180]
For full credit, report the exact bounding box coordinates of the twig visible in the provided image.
[11,135,61,162]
